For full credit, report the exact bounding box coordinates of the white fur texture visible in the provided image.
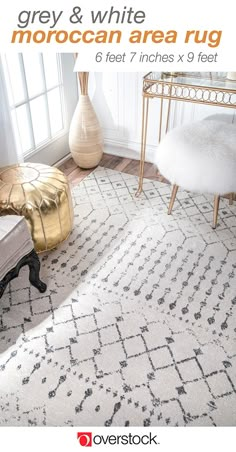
[154,120,236,195]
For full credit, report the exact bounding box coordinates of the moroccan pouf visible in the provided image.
[0,163,74,252]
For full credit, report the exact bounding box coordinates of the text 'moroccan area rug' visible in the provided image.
[0,167,236,426]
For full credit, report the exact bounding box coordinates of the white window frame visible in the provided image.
[3,53,78,166]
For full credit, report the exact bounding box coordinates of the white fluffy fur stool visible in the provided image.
[155,120,236,228]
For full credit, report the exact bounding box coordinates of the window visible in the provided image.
[2,53,78,165]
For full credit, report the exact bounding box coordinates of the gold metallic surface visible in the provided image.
[0,163,74,253]
[135,96,149,196]
[137,72,236,195]
[168,184,179,215]
[213,195,220,229]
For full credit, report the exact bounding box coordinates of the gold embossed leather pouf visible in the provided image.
[0,163,74,253]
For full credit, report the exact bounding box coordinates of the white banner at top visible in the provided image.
[0,0,235,70]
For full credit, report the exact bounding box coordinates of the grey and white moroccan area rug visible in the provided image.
[0,167,236,427]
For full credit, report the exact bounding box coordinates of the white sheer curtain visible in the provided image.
[0,55,23,167]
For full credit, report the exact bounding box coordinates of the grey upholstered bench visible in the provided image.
[0,215,46,298]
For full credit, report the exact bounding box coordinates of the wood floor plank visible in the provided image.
[122,159,140,175]
[59,158,77,176]
[143,163,158,178]
[59,153,234,205]
[59,153,165,185]
[69,168,93,186]
[99,153,114,167]
[67,166,91,183]
[101,155,124,170]
[113,158,132,172]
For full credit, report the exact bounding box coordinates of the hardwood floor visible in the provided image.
[59,153,166,186]
[59,153,235,204]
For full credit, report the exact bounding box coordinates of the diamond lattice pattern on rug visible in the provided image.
[0,167,236,426]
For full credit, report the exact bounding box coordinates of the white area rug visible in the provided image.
[0,167,236,426]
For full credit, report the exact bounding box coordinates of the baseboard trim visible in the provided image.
[54,139,157,168]
[54,153,71,168]
[104,138,157,163]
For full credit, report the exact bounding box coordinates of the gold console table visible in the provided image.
[136,72,236,195]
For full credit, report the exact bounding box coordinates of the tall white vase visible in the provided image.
[69,94,103,169]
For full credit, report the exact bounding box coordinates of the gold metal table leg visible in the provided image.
[165,98,172,134]
[158,96,164,143]
[157,80,172,178]
[213,195,220,229]
[136,95,149,197]
[137,78,173,197]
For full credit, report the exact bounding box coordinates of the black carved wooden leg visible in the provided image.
[0,249,47,299]
[0,261,21,299]
[0,281,7,299]
[27,250,47,293]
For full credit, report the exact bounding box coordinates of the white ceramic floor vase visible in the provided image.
[69,72,103,169]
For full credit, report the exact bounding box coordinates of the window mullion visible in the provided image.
[19,54,36,150]
[56,54,65,130]
[11,84,62,109]
[40,54,52,139]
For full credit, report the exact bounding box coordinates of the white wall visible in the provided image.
[90,72,236,163]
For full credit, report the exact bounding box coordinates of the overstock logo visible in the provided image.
[77,432,92,447]
[77,432,159,447]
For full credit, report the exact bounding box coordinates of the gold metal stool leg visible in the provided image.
[229,193,234,205]
[136,96,150,197]
[168,185,179,215]
[213,195,220,229]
